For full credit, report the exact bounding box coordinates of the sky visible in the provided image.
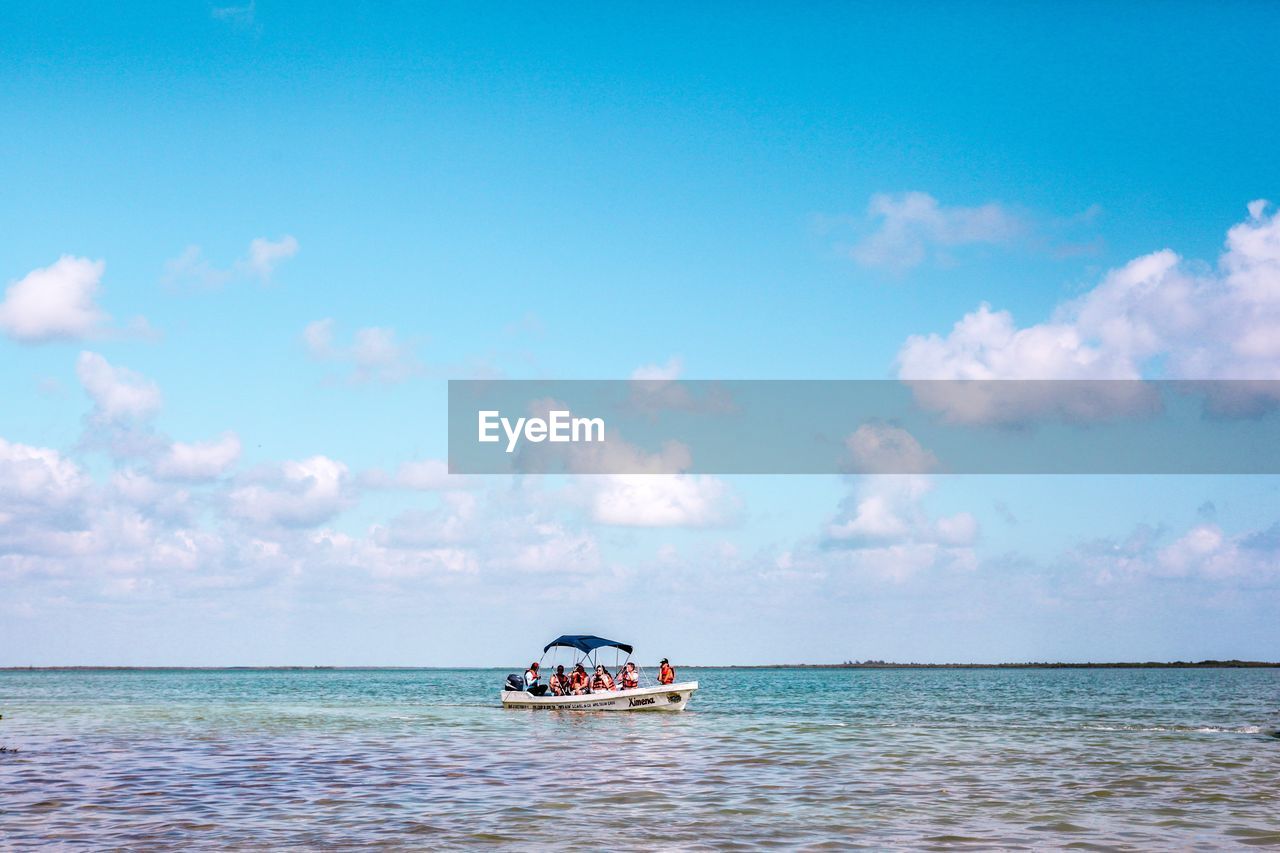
[1,2,1278,665]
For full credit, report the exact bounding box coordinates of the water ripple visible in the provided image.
[1,667,1278,849]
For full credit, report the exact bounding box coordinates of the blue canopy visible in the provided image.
[542,635,634,656]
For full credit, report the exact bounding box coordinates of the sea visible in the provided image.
[2,667,1278,849]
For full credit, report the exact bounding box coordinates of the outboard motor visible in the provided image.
[505,673,525,692]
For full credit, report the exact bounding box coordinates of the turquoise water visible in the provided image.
[2,667,1278,849]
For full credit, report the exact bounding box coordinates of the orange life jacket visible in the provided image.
[659,664,675,684]
[592,673,614,691]
[621,669,639,689]
[570,671,589,691]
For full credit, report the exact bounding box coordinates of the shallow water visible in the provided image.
[2,667,1278,849]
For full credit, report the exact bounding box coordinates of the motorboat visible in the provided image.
[500,634,698,711]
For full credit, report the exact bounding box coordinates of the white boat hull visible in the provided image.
[501,681,698,711]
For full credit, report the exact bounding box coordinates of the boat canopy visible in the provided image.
[542,635,634,656]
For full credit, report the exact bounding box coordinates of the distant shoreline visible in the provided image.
[2,660,1278,671]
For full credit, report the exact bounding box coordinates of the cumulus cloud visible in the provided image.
[1074,520,1280,588]
[850,192,1024,271]
[73,352,247,475]
[313,527,479,580]
[303,319,421,384]
[76,351,163,423]
[393,459,459,490]
[325,482,612,579]
[155,433,242,481]
[631,357,684,381]
[589,475,735,528]
[302,318,335,356]
[819,476,979,581]
[485,396,736,528]
[359,458,477,491]
[896,200,1280,422]
[0,256,110,342]
[1,421,620,616]
[351,327,415,382]
[541,421,738,527]
[900,303,1129,382]
[320,486,606,580]
[0,436,205,586]
[844,424,937,474]
[0,437,89,516]
[901,201,1280,381]
[163,235,298,289]
[241,236,299,280]
[826,476,976,546]
[162,246,231,290]
[227,455,351,527]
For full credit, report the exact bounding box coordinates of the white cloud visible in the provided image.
[302,318,335,357]
[631,356,684,381]
[851,192,1024,271]
[827,476,925,542]
[212,0,256,27]
[358,458,476,492]
[900,201,1280,382]
[547,424,738,528]
[838,542,978,584]
[156,433,242,481]
[0,437,88,511]
[228,455,350,527]
[240,235,299,281]
[1077,520,1280,587]
[0,256,109,342]
[0,436,201,583]
[312,528,478,580]
[1156,525,1226,578]
[393,459,456,490]
[844,424,937,474]
[899,302,1128,382]
[895,201,1280,422]
[162,246,232,290]
[589,475,735,528]
[828,490,912,541]
[0,433,618,611]
[351,327,415,382]
[363,487,605,577]
[110,469,165,506]
[623,358,738,417]
[935,512,980,546]
[822,475,979,581]
[163,235,298,289]
[303,319,421,384]
[76,351,162,423]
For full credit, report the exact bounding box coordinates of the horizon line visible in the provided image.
[3,659,1278,672]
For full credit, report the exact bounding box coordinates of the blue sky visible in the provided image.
[1,2,1278,665]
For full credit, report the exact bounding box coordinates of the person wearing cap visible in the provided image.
[549,665,570,696]
[658,658,675,685]
[524,662,547,695]
[569,663,591,695]
[591,664,616,692]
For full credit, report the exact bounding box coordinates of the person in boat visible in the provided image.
[618,661,639,690]
[524,662,547,696]
[569,663,591,695]
[549,665,570,696]
[658,658,676,685]
[591,664,616,692]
